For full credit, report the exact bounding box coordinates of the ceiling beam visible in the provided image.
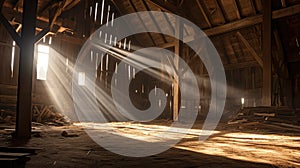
[195,0,212,27]
[236,31,263,67]
[182,3,300,42]
[147,0,184,15]
[146,0,195,23]
[0,12,21,46]
[141,0,167,43]
[129,0,156,46]
[35,0,68,43]
[110,0,145,47]
[272,3,300,19]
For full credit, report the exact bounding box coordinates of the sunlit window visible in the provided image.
[11,41,16,78]
[37,44,49,80]
[78,72,86,86]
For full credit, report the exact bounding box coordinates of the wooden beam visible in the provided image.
[236,31,263,67]
[141,0,167,43]
[15,0,38,139]
[181,4,300,42]
[129,0,156,46]
[156,41,175,48]
[2,3,63,27]
[233,0,242,19]
[34,0,67,43]
[49,0,67,30]
[146,0,195,24]
[216,0,229,22]
[34,27,50,43]
[147,0,184,15]
[262,0,272,106]
[195,0,212,27]
[0,13,21,46]
[110,0,145,47]
[172,18,183,122]
[161,11,175,35]
[272,3,300,19]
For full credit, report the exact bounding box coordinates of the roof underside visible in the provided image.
[1,0,300,68]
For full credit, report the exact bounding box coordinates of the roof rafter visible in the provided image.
[182,3,300,42]
[146,0,194,23]
[128,0,156,46]
[195,0,212,27]
[236,31,263,67]
[141,0,167,43]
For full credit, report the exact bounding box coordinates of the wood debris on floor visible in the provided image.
[0,104,71,126]
[227,107,300,132]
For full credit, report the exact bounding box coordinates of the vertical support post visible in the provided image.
[173,18,183,121]
[262,0,272,106]
[15,0,38,139]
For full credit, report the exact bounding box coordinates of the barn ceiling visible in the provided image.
[0,0,300,70]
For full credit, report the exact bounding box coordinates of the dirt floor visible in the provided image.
[0,121,299,168]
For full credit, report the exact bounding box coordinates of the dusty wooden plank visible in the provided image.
[261,123,300,132]
[228,118,247,124]
[273,122,300,129]
[253,112,275,117]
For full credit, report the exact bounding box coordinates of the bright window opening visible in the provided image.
[78,72,86,86]
[11,41,16,78]
[37,44,49,80]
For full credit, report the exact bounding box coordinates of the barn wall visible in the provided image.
[0,24,19,109]
[32,35,82,120]
[0,23,82,120]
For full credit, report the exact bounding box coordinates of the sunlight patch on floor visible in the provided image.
[176,132,300,167]
[74,122,300,167]
[74,122,219,142]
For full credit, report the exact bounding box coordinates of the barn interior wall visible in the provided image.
[1,4,300,122]
[0,23,82,120]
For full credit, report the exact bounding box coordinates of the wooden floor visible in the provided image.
[0,121,299,168]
